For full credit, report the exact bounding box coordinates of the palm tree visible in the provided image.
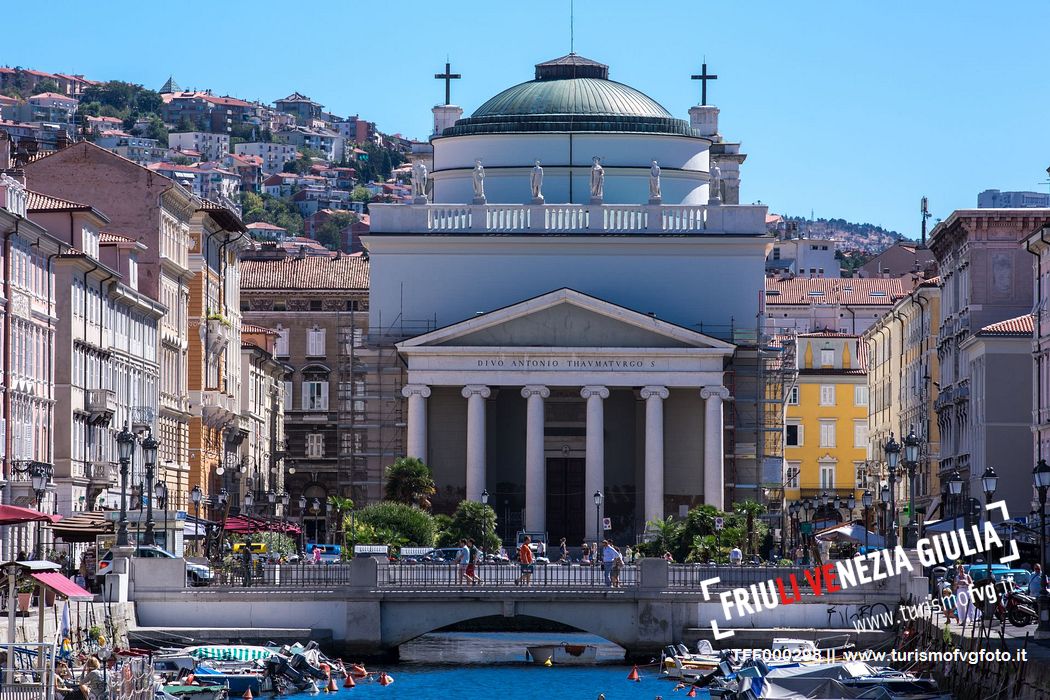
[383,457,436,509]
[734,500,767,556]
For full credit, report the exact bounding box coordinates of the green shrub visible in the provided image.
[356,501,435,546]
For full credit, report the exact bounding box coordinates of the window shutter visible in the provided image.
[319,383,329,410]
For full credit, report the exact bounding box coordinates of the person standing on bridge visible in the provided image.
[516,536,535,585]
[456,539,471,585]
[601,540,619,587]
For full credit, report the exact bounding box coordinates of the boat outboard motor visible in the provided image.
[288,654,327,680]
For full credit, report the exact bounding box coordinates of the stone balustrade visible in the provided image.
[370,202,767,235]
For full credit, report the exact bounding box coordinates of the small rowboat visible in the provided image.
[525,643,598,665]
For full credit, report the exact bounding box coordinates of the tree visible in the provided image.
[383,457,436,510]
[350,186,372,203]
[314,211,357,251]
[356,501,435,547]
[436,501,500,551]
[33,79,60,95]
[733,500,767,556]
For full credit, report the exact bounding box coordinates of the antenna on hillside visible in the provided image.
[920,196,931,248]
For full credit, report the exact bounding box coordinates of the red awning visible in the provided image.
[0,504,60,526]
[29,572,93,600]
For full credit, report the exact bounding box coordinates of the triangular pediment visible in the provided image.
[398,288,735,350]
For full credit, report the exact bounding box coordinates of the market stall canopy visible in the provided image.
[813,522,886,549]
[183,515,216,539]
[0,504,61,526]
[29,572,92,600]
[223,515,302,535]
[48,511,113,543]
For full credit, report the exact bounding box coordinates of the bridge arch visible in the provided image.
[380,598,646,651]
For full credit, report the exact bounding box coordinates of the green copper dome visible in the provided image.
[440,54,698,138]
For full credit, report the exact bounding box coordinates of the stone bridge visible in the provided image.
[129,558,912,660]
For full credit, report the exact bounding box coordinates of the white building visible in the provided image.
[767,238,841,278]
[234,142,298,174]
[168,132,230,161]
[363,54,773,543]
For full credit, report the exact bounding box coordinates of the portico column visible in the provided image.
[522,385,550,532]
[462,385,491,502]
[701,386,730,510]
[401,384,431,460]
[581,385,610,540]
[641,386,669,526]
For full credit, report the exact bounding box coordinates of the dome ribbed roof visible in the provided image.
[439,54,698,138]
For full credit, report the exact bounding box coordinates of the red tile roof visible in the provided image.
[765,277,905,306]
[30,92,77,102]
[242,323,279,335]
[100,232,135,244]
[977,315,1034,337]
[26,190,88,211]
[241,255,369,290]
[246,221,287,231]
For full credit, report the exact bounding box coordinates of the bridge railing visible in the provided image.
[668,564,811,590]
[379,562,639,588]
[209,563,354,588]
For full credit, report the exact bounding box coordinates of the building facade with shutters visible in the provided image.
[240,246,381,542]
[783,332,868,529]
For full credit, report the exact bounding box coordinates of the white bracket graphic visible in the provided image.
[984,499,1021,563]
[710,619,735,640]
[699,577,721,601]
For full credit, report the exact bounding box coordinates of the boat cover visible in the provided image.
[187,645,274,661]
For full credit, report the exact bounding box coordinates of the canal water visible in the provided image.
[304,632,667,699]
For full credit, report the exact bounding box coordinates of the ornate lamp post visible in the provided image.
[800,499,812,562]
[846,494,856,524]
[280,491,290,518]
[154,481,169,550]
[115,423,136,546]
[903,428,921,545]
[884,433,901,548]
[267,489,277,516]
[789,502,800,551]
[593,491,603,543]
[244,491,254,514]
[141,429,159,546]
[880,483,891,543]
[981,467,999,509]
[481,489,490,553]
[29,463,50,558]
[190,485,202,555]
[861,490,873,552]
[1033,459,1050,632]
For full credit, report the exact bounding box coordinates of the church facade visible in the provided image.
[363,54,775,543]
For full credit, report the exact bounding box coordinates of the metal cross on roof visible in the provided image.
[434,61,461,106]
[690,62,718,106]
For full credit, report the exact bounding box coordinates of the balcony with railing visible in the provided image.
[370,202,768,236]
[85,388,117,423]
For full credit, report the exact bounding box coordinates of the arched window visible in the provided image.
[301,365,329,411]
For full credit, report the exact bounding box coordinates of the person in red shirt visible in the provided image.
[516,536,535,585]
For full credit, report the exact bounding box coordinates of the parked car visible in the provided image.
[423,547,466,563]
[306,543,343,563]
[98,546,213,585]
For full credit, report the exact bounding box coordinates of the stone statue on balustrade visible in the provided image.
[530,160,544,204]
[708,159,722,206]
[411,161,429,203]
[649,160,662,204]
[590,156,604,203]
[472,159,486,204]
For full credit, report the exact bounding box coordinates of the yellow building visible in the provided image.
[861,277,941,526]
[784,332,867,527]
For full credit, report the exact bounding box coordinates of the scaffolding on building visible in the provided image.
[336,307,434,505]
[724,318,797,533]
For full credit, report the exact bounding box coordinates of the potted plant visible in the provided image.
[16,577,34,612]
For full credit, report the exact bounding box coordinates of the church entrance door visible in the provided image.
[545,457,585,545]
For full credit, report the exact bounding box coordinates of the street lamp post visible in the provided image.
[789,502,800,551]
[884,433,901,548]
[846,494,856,525]
[593,491,603,544]
[190,485,202,555]
[481,489,490,553]
[244,491,254,514]
[267,489,276,516]
[1033,459,1050,632]
[115,423,136,547]
[154,481,168,550]
[862,490,873,553]
[903,428,921,545]
[29,463,49,558]
[800,500,811,563]
[141,429,159,546]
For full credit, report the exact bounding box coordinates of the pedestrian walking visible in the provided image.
[953,563,975,625]
[610,545,625,587]
[455,539,470,585]
[601,540,618,587]
[1030,563,1045,598]
[580,543,591,564]
[467,538,483,585]
[516,536,535,585]
[729,546,743,566]
[558,537,569,564]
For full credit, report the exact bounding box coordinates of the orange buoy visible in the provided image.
[627,665,640,682]
[350,665,368,679]
[378,672,393,686]
[243,689,253,700]
[327,678,338,692]
[185,675,196,686]
[343,674,356,688]
[687,687,697,697]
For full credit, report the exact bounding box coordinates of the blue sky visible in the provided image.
[6,1,1048,235]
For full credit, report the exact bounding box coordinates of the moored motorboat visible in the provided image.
[525,642,598,665]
